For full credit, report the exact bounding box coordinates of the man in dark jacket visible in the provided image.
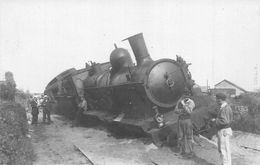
[211,93,233,165]
[30,96,39,124]
[42,95,51,124]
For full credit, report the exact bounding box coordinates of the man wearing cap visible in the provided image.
[153,106,165,128]
[149,106,165,147]
[30,96,39,124]
[176,97,195,157]
[42,95,52,124]
[211,93,233,165]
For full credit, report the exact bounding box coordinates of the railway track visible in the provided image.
[73,144,95,165]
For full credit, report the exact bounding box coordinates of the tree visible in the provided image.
[0,71,16,101]
[5,71,16,89]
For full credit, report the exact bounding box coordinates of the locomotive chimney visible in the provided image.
[123,33,152,66]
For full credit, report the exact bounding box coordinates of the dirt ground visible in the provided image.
[27,113,260,165]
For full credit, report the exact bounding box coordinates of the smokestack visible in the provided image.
[123,33,152,66]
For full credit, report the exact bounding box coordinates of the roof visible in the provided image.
[214,79,247,93]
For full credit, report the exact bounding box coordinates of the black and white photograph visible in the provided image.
[0,0,260,164]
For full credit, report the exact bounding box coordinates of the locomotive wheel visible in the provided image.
[148,122,179,147]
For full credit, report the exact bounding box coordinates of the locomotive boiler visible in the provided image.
[45,33,196,143]
[82,33,194,136]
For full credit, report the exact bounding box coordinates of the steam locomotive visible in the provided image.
[45,33,197,142]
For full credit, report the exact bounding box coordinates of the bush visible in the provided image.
[0,72,16,101]
[231,93,260,133]
[15,89,31,110]
[0,83,16,101]
[0,102,34,165]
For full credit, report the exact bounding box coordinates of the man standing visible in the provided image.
[78,96,88,113]
[211,93,233,165]
[149,106,165,148]
[176,97,195,157]
[152,106,165,128]
[42,95,51,124]
[30,96,39,124]
[72,96,87,127]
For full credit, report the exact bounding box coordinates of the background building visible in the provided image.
[211,79,247,97]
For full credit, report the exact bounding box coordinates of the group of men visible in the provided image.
[178,93,233,165]
[153,92,233,165]
[29,95,52,124]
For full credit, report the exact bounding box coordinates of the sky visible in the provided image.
[0,0,260,93]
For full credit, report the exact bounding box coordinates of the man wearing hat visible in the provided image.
[42,95,52,124]
[176,97,195,157]
[211,93,233,165]
[29,96,39,124]
[152,106,165,128]
[149,106,165,147]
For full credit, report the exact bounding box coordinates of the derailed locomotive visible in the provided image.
[45,33,200,143]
